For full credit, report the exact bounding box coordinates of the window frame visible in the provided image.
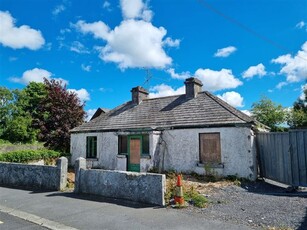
[199,132,221,165]
[118,134,150,156]
[86,136,97,159]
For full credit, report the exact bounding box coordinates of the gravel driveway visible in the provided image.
[181,180,307,229]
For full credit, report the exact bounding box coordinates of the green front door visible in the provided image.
[128,136,141,172]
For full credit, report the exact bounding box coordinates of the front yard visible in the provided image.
[169,174,306,230]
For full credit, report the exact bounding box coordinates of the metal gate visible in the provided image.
[257,130,307,187]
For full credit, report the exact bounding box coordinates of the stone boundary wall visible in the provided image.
[74,157,165,206]
[0,157,67,191]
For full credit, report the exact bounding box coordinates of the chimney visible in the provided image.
[131,86,149,105]
[184,77,203,99]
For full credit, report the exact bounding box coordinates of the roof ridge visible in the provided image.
[204,91,254,123]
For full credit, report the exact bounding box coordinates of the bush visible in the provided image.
[0,149,61,163]
[0,139,11,145]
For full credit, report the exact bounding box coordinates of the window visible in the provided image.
[199,133,221,164]
[86,136,97,158]
[142,134,149,155]
[118,135,128,154]
[118,134,149,155]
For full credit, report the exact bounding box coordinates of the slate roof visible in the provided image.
[72,91,255,133]
[90,108,110,121]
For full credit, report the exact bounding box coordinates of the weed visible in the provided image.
[164,172,208,208]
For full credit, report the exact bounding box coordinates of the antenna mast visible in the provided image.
[142,68,152,90]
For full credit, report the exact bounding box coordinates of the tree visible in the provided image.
[288,87,307,128]
[3,114,37,143]
[251,96,287,132]
[36,79,85,152]
[0,83,47,143]
[0,87,14,136]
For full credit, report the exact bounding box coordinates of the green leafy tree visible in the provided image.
[37,79,85,152]
[251,96,287,132]
[1,83,47,143]
[288,87,307,128]
[0,87,14,136]
[3,114,38,143]
[14,82,47,121]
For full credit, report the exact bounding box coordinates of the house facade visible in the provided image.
[71,78,258,180]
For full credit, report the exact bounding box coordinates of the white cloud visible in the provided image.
[214,46,237,58]
[74,1,174,69]
[68,88,90,102]
[9,68,68,85]
[167,68,191,80]
[9,56,18,62]
[163,37,180,48]
[242,63,267,79]
[296,21,306,30]
[120,0,152,21]
[276,81,288,89]
[272,41,307,82]
[241,110,252,116]
[217,91,244,108]
[300,84,307,100]
[103,1,111,10]
[149,84,185,98]
[52,4,66,16]
[0,11,45,50]
[81,64,91,72]
[75,20,110,40]
[86,109,97,121]
[194,68,242,91]
[70,41,89,54]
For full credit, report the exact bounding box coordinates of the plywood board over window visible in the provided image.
[199,133,221,164]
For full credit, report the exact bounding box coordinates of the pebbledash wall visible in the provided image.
[71,126,256,180]
[0,157,68,190]
[74,157,166,206]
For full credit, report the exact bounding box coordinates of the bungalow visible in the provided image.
[70,78,258,180]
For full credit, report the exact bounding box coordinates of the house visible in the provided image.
[70,77,258,180]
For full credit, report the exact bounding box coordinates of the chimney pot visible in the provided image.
[184,77,203,99]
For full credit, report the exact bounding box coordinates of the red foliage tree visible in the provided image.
[37,79,85,152]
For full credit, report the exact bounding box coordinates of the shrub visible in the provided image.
[0,149,61,163]
[0,139,11,145]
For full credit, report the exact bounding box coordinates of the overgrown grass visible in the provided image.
[165,172,208,208]
[0,149,61,163]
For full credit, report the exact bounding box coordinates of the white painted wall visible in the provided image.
[160,127,256,180]
[70,132,117,169]
[71,126,256,180]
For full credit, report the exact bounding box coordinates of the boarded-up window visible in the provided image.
[199,133,221,164]
[86,136,97,158]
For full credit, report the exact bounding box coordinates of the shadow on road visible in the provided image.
[297,207,307,230]
[46,191,163,209]
[240,179,307,198]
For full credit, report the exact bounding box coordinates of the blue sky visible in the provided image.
[0,0,306,119]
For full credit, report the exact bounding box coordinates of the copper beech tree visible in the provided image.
[36,79,85,153]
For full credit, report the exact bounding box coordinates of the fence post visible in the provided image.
[56,157,68,191]
[74,157,86,193]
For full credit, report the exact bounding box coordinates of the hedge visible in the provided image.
[0,149,61,163]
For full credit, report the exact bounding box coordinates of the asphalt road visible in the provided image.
[0,186,252,230]
[0,211,47,230]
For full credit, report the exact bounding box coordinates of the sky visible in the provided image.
[0,0,306,119]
